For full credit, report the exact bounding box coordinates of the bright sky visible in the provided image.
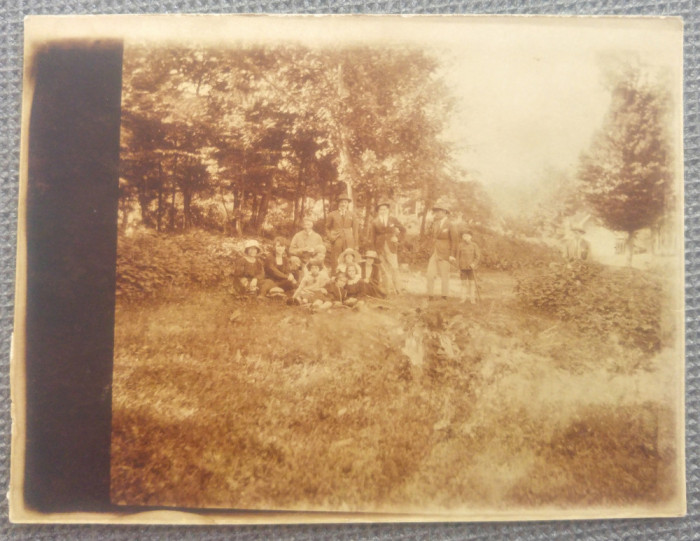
[423,18,683,215]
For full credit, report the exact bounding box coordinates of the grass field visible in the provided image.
[110,270,681,514]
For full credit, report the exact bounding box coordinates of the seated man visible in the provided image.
[289,218,327,260]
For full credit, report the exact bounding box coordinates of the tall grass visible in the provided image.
[110,275,679,513]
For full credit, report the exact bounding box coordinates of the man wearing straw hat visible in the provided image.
[369,200,406,295]
[326,194,359,272]
[426,200,459,300]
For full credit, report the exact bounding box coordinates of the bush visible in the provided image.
[515,260,664,351]
[116,230,269,301]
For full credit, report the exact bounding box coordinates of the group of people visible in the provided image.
[232,196,482,309]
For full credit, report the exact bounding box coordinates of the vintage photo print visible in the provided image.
[11,15,685,523]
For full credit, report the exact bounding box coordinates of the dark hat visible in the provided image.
[376,200,391,211]
[432,202,450,213]
[337,194,352,202]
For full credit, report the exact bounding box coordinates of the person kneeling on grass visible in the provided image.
[457,229,481,304]
[260,236,298,297]
[292,259,331,309]
[233,239,265,296]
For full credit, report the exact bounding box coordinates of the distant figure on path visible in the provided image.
[369,201,406,295]
[326,195,359,272]
[426,201,458,300]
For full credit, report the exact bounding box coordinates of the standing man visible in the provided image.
[326,194,359,272]
[426,201,459,300]
[370,201,406,295]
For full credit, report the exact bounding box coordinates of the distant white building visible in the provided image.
[562,212,676,267]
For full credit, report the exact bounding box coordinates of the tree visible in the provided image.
[578,65,674,262]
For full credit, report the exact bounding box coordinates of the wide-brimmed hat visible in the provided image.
[337,194,352,202]
[375,200,391,211]
[243,239,261,253]
[337,247,361,265]
[432,199,450,213]
[364,249,378,259]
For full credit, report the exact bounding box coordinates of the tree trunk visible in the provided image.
[256,190,270,234]
[219,185,231,234]
[156,162,163,232]
[363,193,374,240]
[169,155,178,231]
[293,160,304,228]
[625,230,636,265]
[419,208,429,238]
[183,189,192,230]
[137,175,150,227]
[249,194,260,231]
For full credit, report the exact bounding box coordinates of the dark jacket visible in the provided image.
[265,254,292,283]
[430,218,459,261]
[234,257,265,281]
[369,215,406,254]
[326,210,359,249]
[457,240,481,270]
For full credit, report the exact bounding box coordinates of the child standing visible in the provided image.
[457,230,481,304]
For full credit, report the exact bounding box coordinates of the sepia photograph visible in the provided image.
[12,15,685,523]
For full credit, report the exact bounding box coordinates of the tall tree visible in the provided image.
[578,65,674,262]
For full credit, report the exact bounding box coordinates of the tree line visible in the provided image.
[118,43,493,240]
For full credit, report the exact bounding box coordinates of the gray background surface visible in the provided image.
[1,1,697,539]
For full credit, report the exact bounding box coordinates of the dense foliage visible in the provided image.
[515,260,665,351]
[119,43,486,237]
[577,65,674,248]
[116,231,249,301]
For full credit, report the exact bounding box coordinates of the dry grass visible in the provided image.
[110,271,680,513]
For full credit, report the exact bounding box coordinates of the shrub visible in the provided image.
[515,260,664,351]
[116,230,269,301]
